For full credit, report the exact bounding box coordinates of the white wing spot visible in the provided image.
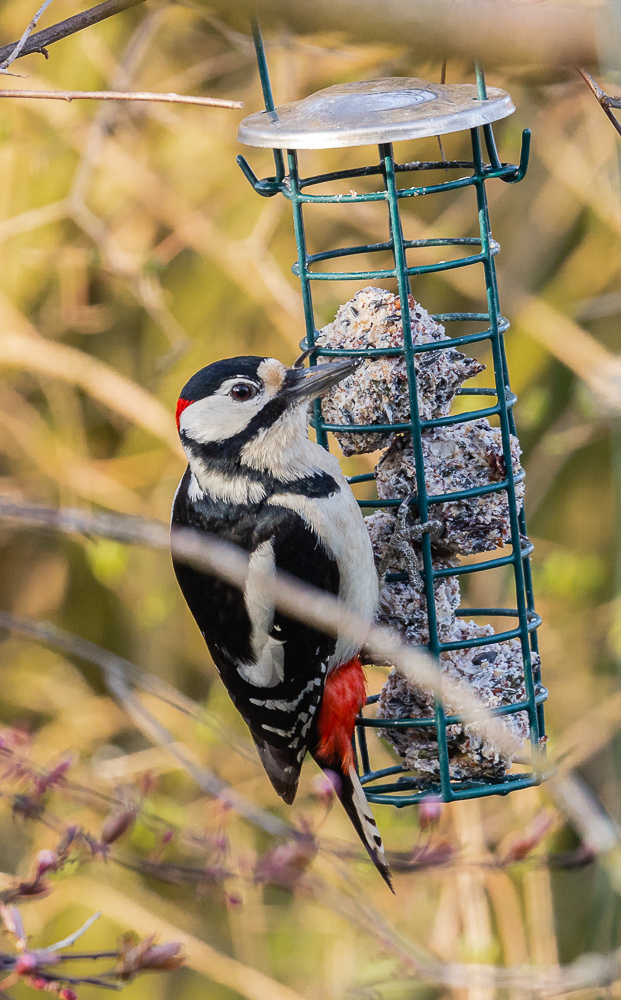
[261,723,296,738]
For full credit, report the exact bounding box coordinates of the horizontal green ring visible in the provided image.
[355,469,526,509]
[362,773,543,806]
[293,250,496,281]
[357,688,548,731]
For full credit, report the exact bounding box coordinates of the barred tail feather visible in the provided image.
[312,657,393,890]
[334,763,394,891]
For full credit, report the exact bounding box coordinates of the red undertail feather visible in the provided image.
[315,657,366,769]
[312,658,393,891]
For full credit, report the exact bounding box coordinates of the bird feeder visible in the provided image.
[237,28,547,805]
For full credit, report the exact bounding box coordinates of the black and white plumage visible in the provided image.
[171,356,391,887]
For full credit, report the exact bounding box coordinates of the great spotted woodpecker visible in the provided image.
[171,355,391,888]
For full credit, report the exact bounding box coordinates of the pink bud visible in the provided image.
[419,795,443,829]
[139,771,155,796]
[36,851,59,879]
[14,952,38,975]
[101,807,137,845]
[29,977,48,990]
[35,756,72,793]
[139,941,184,971]
[59,989,78,1000]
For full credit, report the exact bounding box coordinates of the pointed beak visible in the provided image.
[285,358,361,402]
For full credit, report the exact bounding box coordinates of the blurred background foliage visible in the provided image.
[2,1,621,999]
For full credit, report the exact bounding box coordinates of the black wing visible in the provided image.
[172,468,339,803]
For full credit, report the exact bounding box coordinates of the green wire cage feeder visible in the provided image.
[237,29,547,806]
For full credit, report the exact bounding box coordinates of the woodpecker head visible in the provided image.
[176,355,360,476]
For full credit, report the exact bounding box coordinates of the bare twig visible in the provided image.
[0,0,148,65]
[578,67,621,138]
[0,0,56,71]
[0,89,243,109]
[47,911,102,952]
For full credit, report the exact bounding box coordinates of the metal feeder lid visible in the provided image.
[237,77,515,150]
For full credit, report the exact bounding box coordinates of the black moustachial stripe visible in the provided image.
[180,388,300,470]
[180,439,340,501]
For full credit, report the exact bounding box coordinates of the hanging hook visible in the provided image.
[474,61,529,184]
[236,21,286,198]
[236,154,283,197]
[500,128,531,184]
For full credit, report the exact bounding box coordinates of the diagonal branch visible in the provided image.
[577,66,621,138]
[0,0,56,71]
[0,609,292,838]
[0,498,532,762]
[0,0,148,65]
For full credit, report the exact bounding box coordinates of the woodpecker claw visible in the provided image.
[292,347,317,368]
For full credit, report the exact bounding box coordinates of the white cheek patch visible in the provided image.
[178,362,286,446]
[179,390,264,445]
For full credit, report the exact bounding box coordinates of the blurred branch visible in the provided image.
[0,499,526,760]
[578,67,621,139]
[512,297,621,413]
[58,877,308,1000]
[523,403,601,519]
[0,602,619,992]
[551,773,620,856]
[0,0,56,72]
[554,688,621,774]
[0,903,183,994]
[205,0,598,67]
[549,773,621,893]
[0,88,242,109]
[0,332,181,454]
[0,611,291,839]
[0,0,148,65]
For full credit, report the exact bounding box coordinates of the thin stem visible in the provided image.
[56,952,119,961]
[0,89,242,109]
[0,0,147,65]
[0,0,56,70]
[57,975,122,989]
[47,912,102,952]
[437,59,448,163]
[577,66,621,138]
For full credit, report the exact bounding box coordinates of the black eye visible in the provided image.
[230,382,258,401]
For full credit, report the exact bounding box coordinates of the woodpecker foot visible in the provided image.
[378,494,443,586]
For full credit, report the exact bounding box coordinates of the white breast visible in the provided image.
[239,538,285,687]
[268,449,378,668]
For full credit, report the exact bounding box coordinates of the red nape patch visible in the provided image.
[315,658,366,770]
[175,397,192,431]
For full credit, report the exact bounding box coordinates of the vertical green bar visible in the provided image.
[379,142,454,800]
[251,22,285,186]
[287,150,329,449]
[470,126,542,778]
